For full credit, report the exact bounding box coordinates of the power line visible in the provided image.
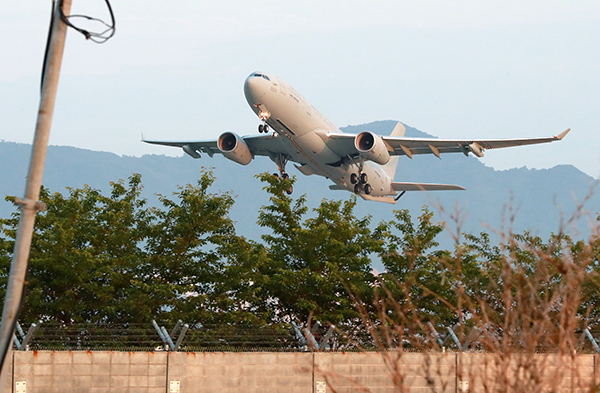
[59,0,115,44]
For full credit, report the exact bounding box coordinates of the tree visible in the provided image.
[0,171,242,326]
[0,174,150,324]
[257,173,379,325]
[143,169,237,324]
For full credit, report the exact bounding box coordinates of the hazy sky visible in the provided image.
[1,1,599,177]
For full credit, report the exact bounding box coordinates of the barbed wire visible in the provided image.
[12,322,600,353]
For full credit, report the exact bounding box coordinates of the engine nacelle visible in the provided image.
[218,132,253,165]
[354,131,390,165]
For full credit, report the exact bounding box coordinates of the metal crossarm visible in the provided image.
[584,328,600,354]
[152,320,189,351]
[293,319,336,351]
[173,324,189,351]
[12,321,41,351]
[446,327,462,351]
[427,322,445,348]
[318,325,335,351]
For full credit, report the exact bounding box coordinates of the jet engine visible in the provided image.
[218,132,253,165]
[354,131,390,165]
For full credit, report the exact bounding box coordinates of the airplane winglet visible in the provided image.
[555,128,571,140]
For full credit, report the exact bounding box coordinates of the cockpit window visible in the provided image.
[253,73,271,81]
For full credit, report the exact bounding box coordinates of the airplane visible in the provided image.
[143,71,570,204]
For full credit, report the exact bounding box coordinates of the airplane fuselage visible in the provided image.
[243,72,394,196]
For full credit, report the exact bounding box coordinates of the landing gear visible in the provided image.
[258,124,270,134]
[350,161,372,195]
[354,180,372,195]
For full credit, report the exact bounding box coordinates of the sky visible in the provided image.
[1,1,600,177]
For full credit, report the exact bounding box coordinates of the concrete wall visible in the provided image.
[5,350,598,393]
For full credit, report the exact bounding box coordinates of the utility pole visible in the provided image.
[0,0,72,390]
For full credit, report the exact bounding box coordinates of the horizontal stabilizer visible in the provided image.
[392,182,466,191]
[360,194,398,204]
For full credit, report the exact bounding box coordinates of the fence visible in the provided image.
[11,321,600,354]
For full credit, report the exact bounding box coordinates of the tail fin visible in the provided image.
[382,122,405,178]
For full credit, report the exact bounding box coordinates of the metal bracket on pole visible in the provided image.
[12,321,41,351]
[152,320,188,351]
[13,198,47,212]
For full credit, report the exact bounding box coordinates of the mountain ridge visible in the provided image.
[1,121,597,246]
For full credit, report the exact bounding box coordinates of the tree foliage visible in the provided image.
[257,173,378,325]
[1,170,599,339]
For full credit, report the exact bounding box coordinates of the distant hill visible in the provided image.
[1,120,598,250]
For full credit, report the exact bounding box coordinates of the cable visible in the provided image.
[41,1,56,93]
[41,0,116,91]
[59,0,116,44]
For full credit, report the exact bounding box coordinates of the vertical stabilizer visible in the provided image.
[383,122,405,178]
[390,122,406,137]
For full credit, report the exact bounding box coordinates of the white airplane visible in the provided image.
[143,72,570,204]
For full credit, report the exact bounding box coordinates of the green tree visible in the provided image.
[257,173,379,325]
[0,171,242,326]
[375,207,453,326]
[0,174,150,325]
[143,169,237,324]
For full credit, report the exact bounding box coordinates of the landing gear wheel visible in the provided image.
[350,173,358,184]
[263,124,269,133]
[285,186,293,195]
[354,184,362,194]
[273,173,279,179]
[364,183,372,195]
[282,173,290,180]
[259,124,265,133]
[360,173,368,184]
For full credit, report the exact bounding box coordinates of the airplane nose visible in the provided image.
[244,75,257,95]
[244,73,264,105]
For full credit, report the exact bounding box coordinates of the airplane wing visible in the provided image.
[142,133,289,158]
[326,128,570,159]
